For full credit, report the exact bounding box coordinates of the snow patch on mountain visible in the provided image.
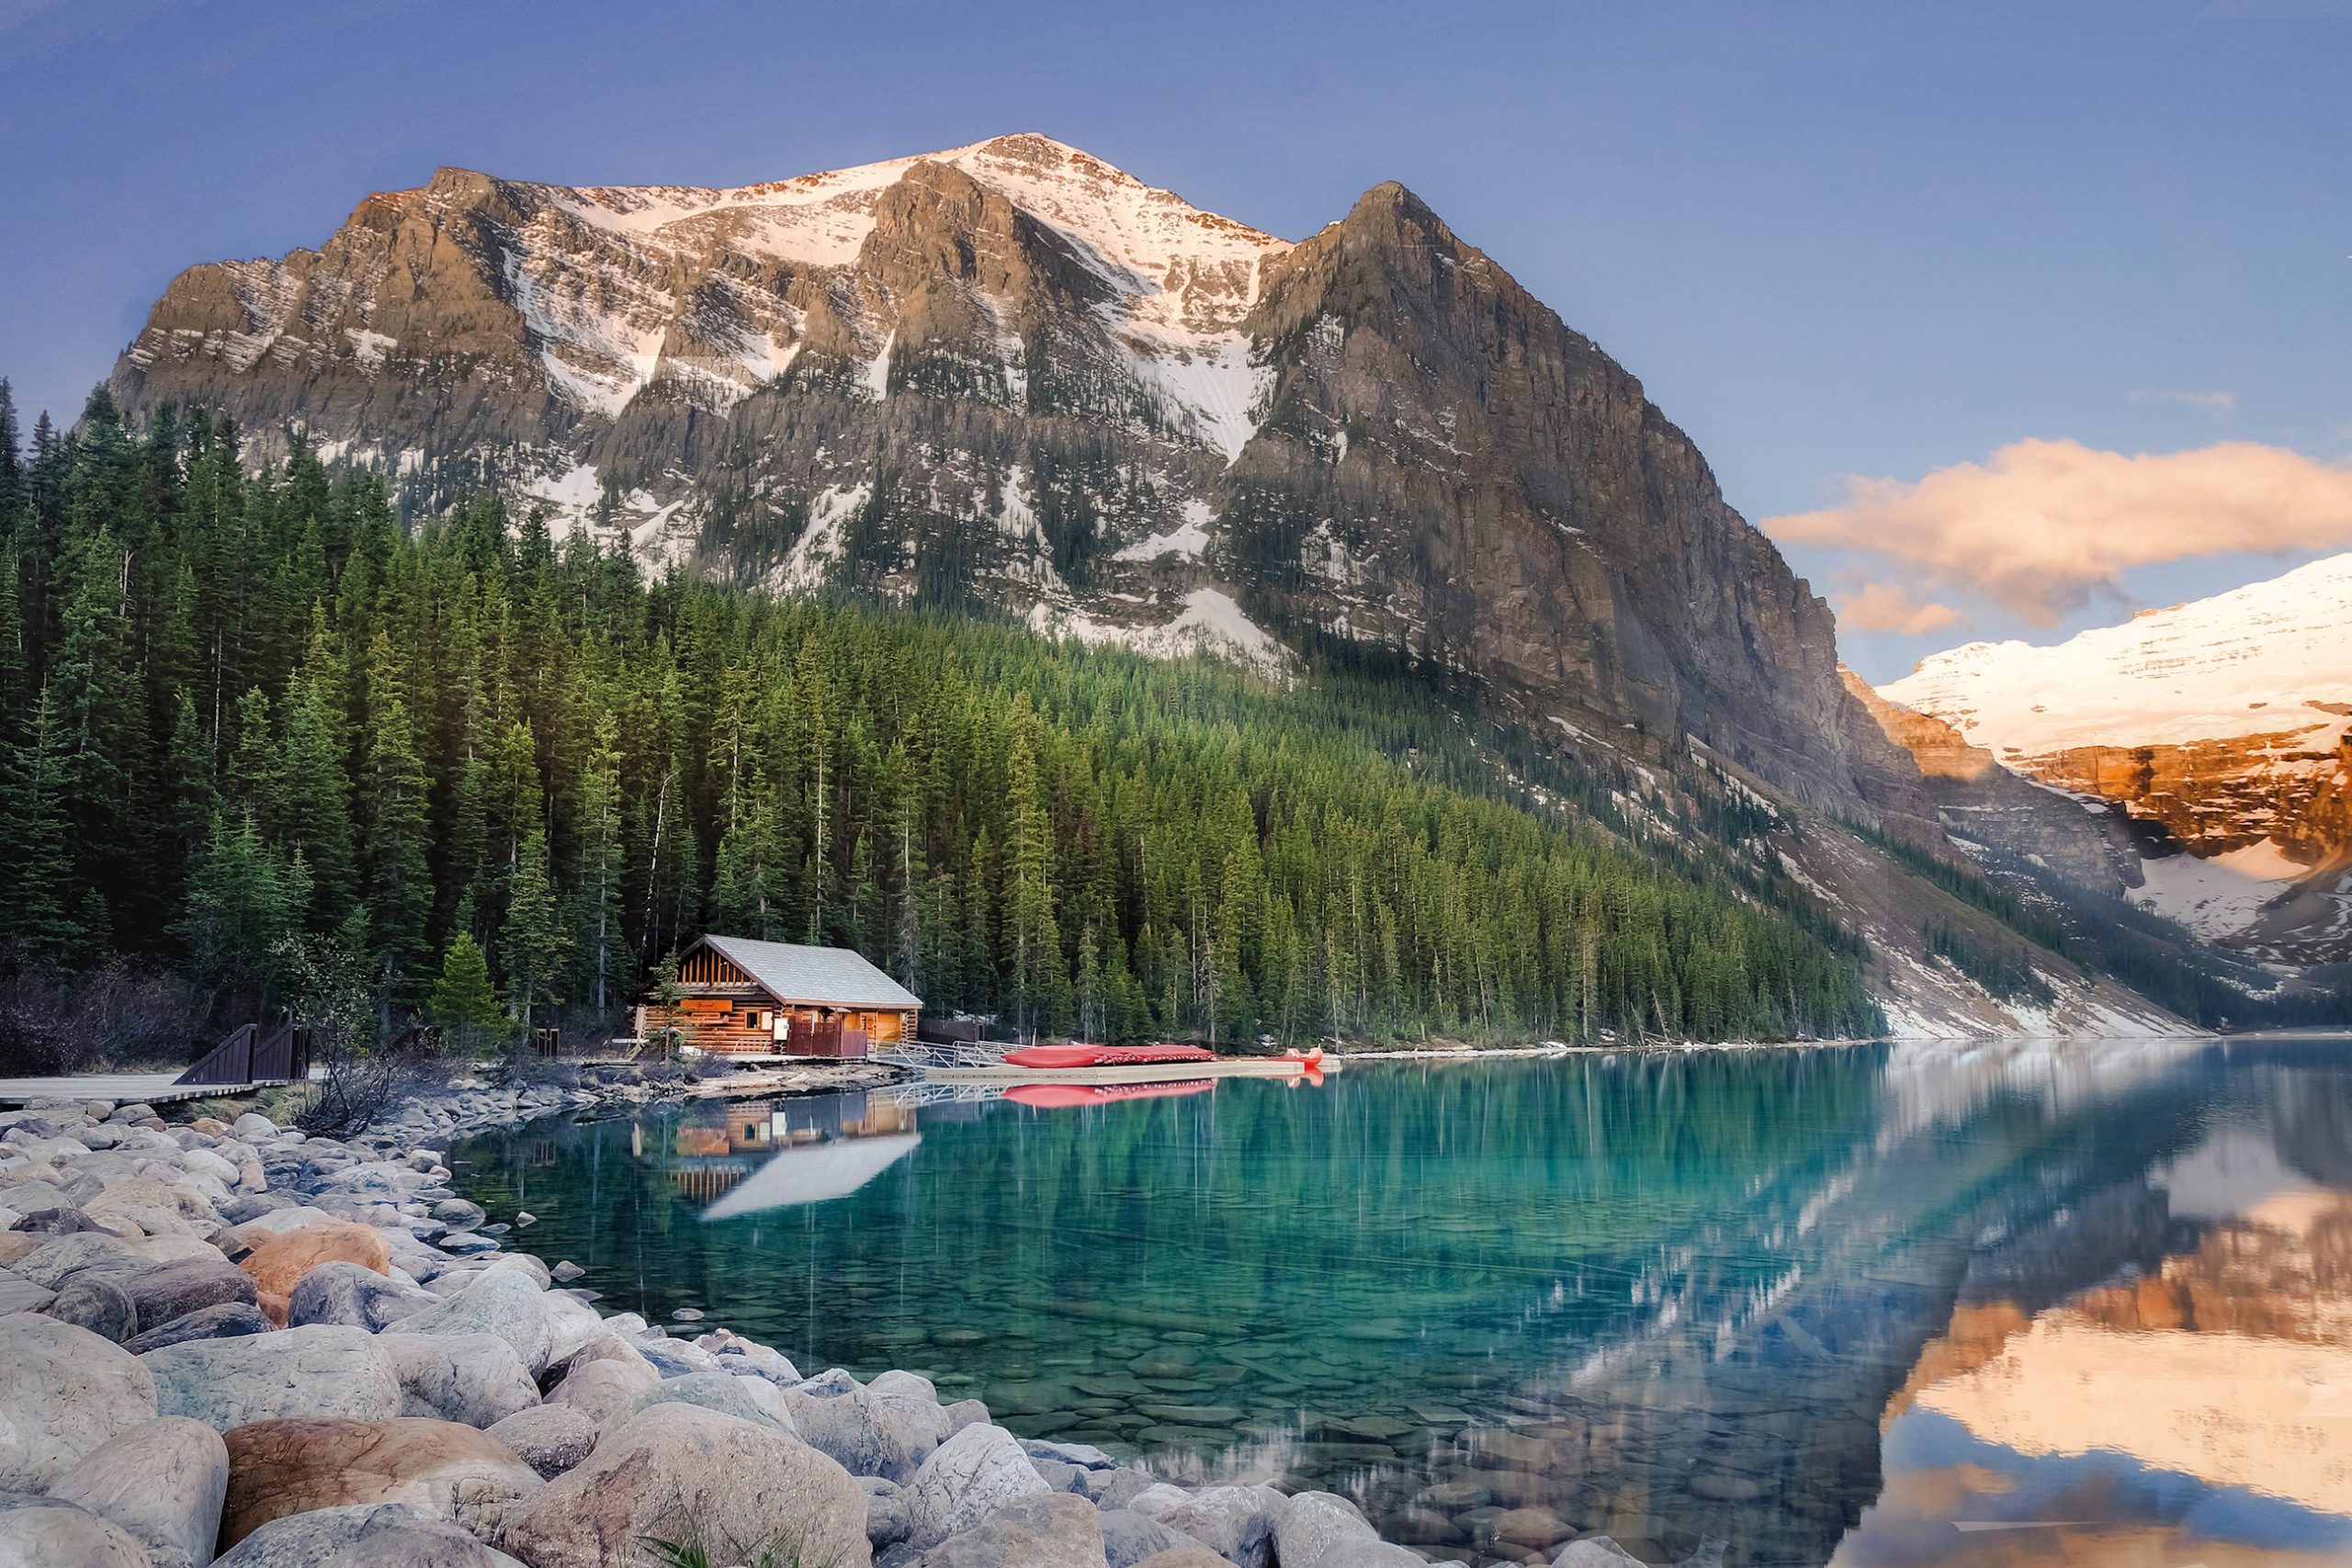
[1883,552,2352,758]
[2129,839,2306,942]
[771,482,871,593]
[1115,500,1213,561]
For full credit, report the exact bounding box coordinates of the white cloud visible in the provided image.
[1835,581,1965,637]
[1766,438,2352,624]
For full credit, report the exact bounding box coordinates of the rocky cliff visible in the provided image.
[1881,554,2352,964]
[111,134,1928,842]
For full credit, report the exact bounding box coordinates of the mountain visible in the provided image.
[110,134,1925,836]
[103,133,2251,1037]
[1878,554,2352,964]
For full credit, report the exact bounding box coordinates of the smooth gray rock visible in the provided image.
[1099,1506,1194,1568]
[0,1493,151,1568]
[431,1199,484,1231]
[906,1422,1052,1551]
[918,1491,1108,1567]
[213,1501,528,1567]
[228,1115,278,1142]
[122,1301,271,1354]
[15,1232,142,1289]
[1273,1491,1382,1568]
[0,1280,53,1316]
[286,1259,435,1331]
[784,1372,950,1483]
[1023,1437,1118,1471]
[379,1332,539,1428]
[482,1404,596,1479]
[595,1371,797,1442]
[492,1404,870,1568]
[1555,1540,1650,1568]
[43,1273,140,1342]
[542,1356,658,1422]
[1086,1467,1167,1509]
[48,1416,229,1568]
[392,1268,554,1374]
[141,1323,402,1430]
[865,1475,911,1549]
[82,1255,257,1339]
[1129,1483,1285,1568]
[0,1313,158,1491]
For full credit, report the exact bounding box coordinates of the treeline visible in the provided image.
[0,383,1883,1051]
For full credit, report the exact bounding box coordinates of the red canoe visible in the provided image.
[1000,1043,1217,1069]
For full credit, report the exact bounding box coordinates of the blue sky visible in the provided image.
[2,0,2345,682]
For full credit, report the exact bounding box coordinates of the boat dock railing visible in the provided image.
[873,1039,1016,1071]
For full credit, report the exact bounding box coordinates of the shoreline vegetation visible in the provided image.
[0,385,1884,1096]
[0,1065,1708,1568]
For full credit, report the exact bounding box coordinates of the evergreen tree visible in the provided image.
[501,827,568,1030]
[360,634,433,1021]
[0,684,82,962]
[428,931,504,1055]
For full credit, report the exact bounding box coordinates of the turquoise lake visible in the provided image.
[451,1038,2352,1568]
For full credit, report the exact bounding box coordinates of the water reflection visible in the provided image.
[450,1039,2352,1568]
[1837,1063,2352,1568]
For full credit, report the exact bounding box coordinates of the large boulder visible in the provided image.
[123,1301,272,1354]
[47,1416,230,1568]
[220,1416,541,1548]
[43,1272,141,1341]
[393,1268,554,1375]
[542,1356,656,1422]
[493,1404,872,1568]
[1129,1484,1286,1568]
[1100,1508,1197,1568]
[286,1260,435,1332]
[917,1492,1107,1567]
[0,1313,158,1490]
[14,1232,144,1289]
[1555,1540,1650,1567]
[1272,1491,1382,1568]
[785,1371,952,1483]
[239,1223,390,1324]
[213,1502,529,1567]
[0,1495,151,1568]
[1128,1551,1232,1568]
[379,1332,538,1428]
[482,1404,596,1479]
[105,1255,258,1330]
[595,1370,797,1442]
[905,1423,1050,1551]
[142,1323,403,1430]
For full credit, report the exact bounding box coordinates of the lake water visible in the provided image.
[451,1038,2352,1568]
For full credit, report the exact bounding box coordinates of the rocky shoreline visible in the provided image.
[1,1075,1665,1568]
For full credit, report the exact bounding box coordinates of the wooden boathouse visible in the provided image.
[639,934,922,1060]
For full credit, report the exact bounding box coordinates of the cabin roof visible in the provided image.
[696,934,922,1011]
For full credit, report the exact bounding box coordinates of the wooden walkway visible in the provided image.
[0,1072,306,1109]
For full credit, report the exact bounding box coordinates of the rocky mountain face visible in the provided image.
[120,133,2248,1035]
[1874,554,2352,965]
[112,134,1928,841]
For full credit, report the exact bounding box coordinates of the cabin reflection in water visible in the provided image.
[639,1093,920,1215]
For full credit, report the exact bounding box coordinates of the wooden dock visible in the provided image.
[0,1072,307,1109]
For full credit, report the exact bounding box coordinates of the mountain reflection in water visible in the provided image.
[450,1038,2352,1568]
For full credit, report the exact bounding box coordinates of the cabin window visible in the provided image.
[745,1010,763,1029]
